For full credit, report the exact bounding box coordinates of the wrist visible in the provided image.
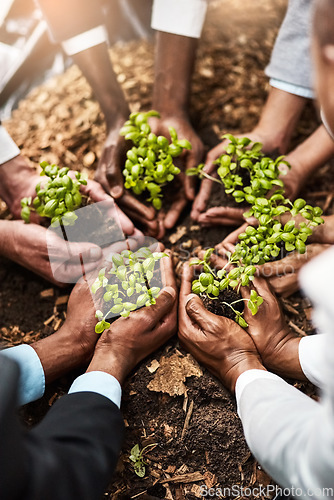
[31,323,93,384]
[263,331,306,380]
[222,354,266,393]
[87,348,132,386]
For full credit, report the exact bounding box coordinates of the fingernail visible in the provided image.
[185,294,197,306]
[163,286,176,300]
[89,247,102,261]
[110,186,122,198]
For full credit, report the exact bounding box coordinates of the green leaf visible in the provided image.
[130,444,141,459]
[134,462,146,478]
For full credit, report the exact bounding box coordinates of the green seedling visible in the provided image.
[129,443,157,478]
[190,248,263,327]
[188,136,324,326]
[21,161,87,226]
[186,133,287,202]
[92,247,168,333]
[120,110,191,210]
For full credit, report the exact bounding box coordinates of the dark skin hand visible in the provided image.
[31,273,101,383]
[151,31,204,233]
[191,87,309,224]
[71,45,158,235]
[240,277,307,380]
[87,251,178,384]
[178,263,265,392]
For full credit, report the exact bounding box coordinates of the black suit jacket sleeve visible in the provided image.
[0,357,124,500]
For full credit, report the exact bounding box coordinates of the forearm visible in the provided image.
[237,374,334,496]
[153,31,198,118]
[287,124,334,174]
[254,86,307,154]
[72,44,129,130]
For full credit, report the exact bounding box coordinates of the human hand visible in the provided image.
[0,155,43,221]
[95,121,127,199]
[191,131,267,223]
[240,277,306,380]
[257,243,331,297]
[87,251,178,384]
[178,263,264,392]
[1,220,104,286]
[31,273,101,383]
[150,114,204,234]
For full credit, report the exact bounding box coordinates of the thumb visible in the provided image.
[185,294,227,329]
[136,286,176,328]
[66,241,103,263]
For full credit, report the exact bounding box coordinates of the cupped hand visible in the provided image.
[191,131,266,223]
[0,155,43,221]
[87,250,178,384]
[257,243,331,297]
[240,277,306,380]
[3,220,104,286]
[94,121,127,199]
[178,263,264,392]
[150,114,204,200]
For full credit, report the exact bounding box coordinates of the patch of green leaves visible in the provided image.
[92,248,168,333]
[120,111,191,210]
[129,443,157,478]
[21,162,87,226]
[189,135,324,327]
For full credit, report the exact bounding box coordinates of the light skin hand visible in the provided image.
[240,277,307,380]
[178,264,265,392]
[0,220,104,287]
[87,253,178,384]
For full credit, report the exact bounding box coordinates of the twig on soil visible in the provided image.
[181,400,194,440]
[288,321,306,337]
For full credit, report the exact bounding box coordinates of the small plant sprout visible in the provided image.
[21,161,87,226]
[187,134,324,262]
[120,110,191,210]
[92,247,168,333]
[186,134,287,202]
[190,248,263,327]
[189,136,324,326]
[129,443,157,478]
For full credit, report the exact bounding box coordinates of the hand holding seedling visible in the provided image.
[257,243,331,297]
[0,220,104,286]
[240,277,307,381]
[149,113,204,199]
[119,111,192,237]
[178,264,265,392]
[0,154,45,221]
[30,273,102,383]
[87,252,177,385]
[190,131,267,223]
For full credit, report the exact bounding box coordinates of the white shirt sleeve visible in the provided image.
[298,334,328,388]
[0,344,45,405]
[61,25,109,56]
[0,125,20,165]
[69,371,122,409]
[151,0,208,38]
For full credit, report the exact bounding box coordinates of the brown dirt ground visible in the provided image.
[1,0,334,499]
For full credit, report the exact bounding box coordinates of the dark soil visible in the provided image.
[202,289,243,320]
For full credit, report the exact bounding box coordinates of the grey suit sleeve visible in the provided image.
[265,0,314,93]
